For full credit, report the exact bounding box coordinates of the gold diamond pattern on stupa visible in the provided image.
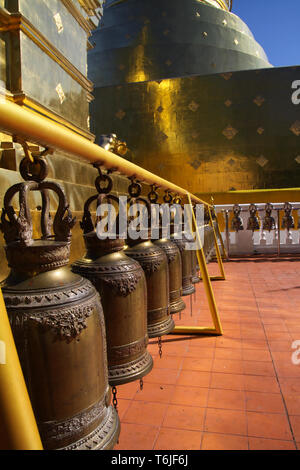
[188,101,199,112]
[115,109,126,120]
[234,39,239,45]
[254,96,265,107]
[222,125,238,140]
[221,72,233,80]
[295,156,300,164]
[157,131,168,142]
[190,158,201,170]
[257,127,265,135]
[224,99,232,107]
[290,121,300,136]
[157,106,164,113]
[202,32,208,38]
[256,155,269,167]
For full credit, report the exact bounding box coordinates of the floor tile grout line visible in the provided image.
[117,418,297,444]
[247,266,299,451]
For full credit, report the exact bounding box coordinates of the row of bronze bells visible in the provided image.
[0,154,208,450]
[232,203,296,232]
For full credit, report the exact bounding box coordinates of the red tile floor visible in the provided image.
[114,257,300,450]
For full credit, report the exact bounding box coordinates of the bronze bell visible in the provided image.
[231,204,244,232]
[148,187,186,315]
[190,204,200,284]
[72,169,153,385]
[191,250,200,284]
[203,224,215,263]
[204,207,211,225]
[247,204,260,231]
[263,203,276,232]
[281,202,295,230]
[0,155,120,450]
[125,182,174,338]
[168,194,195,297]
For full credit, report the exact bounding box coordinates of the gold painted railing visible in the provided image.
[0,290,43,450]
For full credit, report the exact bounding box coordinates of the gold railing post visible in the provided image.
[172,193,223,336]
[213,206,228,260]
[0,289,43,450]
[208,207,226,281]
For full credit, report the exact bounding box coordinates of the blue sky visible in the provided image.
[233,0,300,67]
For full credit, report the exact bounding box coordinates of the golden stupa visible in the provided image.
[88,0,300,198]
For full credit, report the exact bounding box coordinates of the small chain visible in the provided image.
[140,378,143,391]
[112,386,118,412]
[158,336,163,358]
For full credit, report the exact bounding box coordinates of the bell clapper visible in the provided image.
[112,385,119,444]
[158,336,163,358]
[112,386,118,413]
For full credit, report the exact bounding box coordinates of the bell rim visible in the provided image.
[170,298,186,314]
[60,406,120,450]
[182,284,196,296]
[108,351,153,386]
[147,316,175,338]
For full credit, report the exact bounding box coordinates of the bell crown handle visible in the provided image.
[0,156,76,246]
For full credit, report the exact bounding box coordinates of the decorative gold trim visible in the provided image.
[213,0,229,11]
[60,0,94,34]
[0,6,11,24]
[78,0,101,16]
[0,13,93,93]
[198,0,229,11]
[11,92,94,141]
[87,39,94,50]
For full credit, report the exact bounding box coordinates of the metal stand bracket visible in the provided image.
[208,207,226,281]
[171,193,223,336]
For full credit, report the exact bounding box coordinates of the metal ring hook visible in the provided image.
[163,190,173,204]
